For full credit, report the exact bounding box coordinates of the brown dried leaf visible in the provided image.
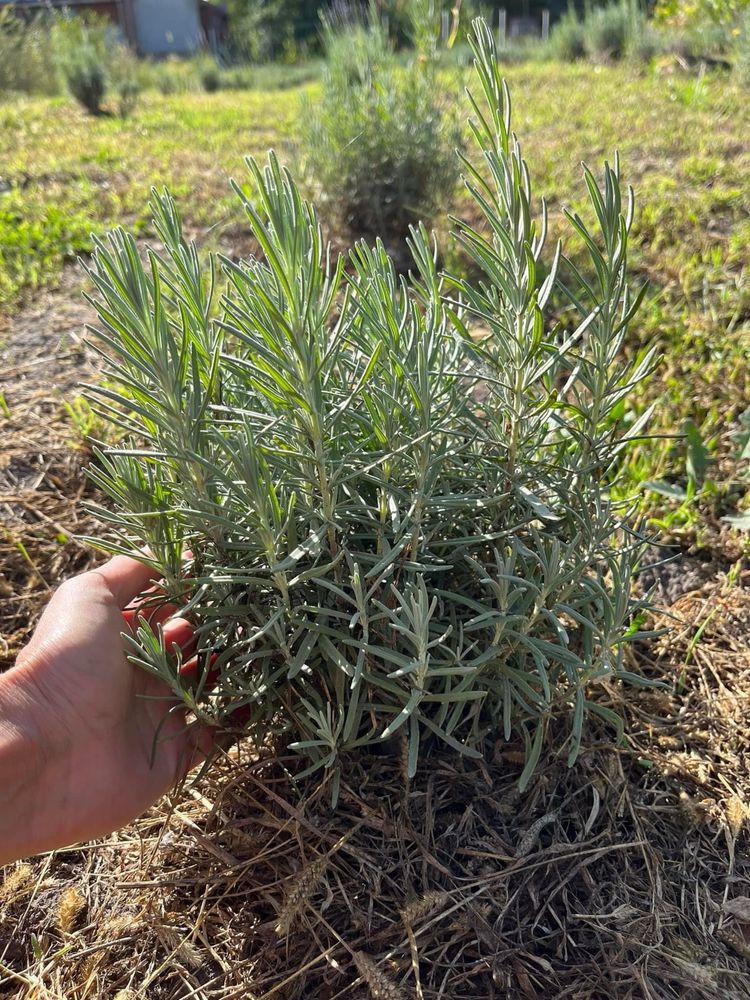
[723,897,750,923]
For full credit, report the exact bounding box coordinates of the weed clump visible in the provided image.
[83,20,657,796]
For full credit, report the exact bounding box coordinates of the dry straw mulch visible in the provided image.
[0,277,103,668]
[2,573,750,1000]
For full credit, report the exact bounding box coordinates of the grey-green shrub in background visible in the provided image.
[552,0,656,64]
[0,9,140,115]
[52,13,110,113]
[550,7,587,61]
[0,9,59,96]
[300,6,459,244]
[82,19,658,796]
[64,54,106,114]
[110,43,142,118]
[584,0,633,59]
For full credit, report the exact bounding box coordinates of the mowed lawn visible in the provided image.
[1,60,749,509]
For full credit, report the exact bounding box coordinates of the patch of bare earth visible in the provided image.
[0,269,103,668]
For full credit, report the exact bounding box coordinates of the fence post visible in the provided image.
[541,9,550,42]
[441,9,450,42]
[498,8,507,49]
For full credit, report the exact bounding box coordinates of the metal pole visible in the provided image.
[542,8,550,42]
[498,8,506,49]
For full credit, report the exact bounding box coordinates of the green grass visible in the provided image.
[1,62,748,524]
[0,87,302,306]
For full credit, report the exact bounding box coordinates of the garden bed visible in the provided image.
[1,60,750,999]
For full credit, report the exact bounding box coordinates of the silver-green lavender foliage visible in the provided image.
[82,20,658,793]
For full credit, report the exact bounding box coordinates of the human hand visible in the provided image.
[0,555,214,865]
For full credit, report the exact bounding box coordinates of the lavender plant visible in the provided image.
[300,5,459,242]
[82,19,658,795]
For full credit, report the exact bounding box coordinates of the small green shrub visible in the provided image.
[65,54,106,114]
[552,0,659,64]
[83,20,656,793]
[110,44,141,117]
[628,22,661,63]
[65,53,107,115]
[550,7,586,61]
[201,63,222,92]
[583,1,631,60]
[300,10,459,243]
[53,14,111,113]
[0,9,60,96]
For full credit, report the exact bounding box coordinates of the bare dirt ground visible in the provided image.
[0,269,101,668]
[1,271,750,999]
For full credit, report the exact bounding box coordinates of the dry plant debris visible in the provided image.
[0,276,102,669]
[2,570,750,999]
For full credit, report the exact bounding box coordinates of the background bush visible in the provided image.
[550,7,587,61]
[300,9,459,244]
[53,14,112,114]
[109,43,142,117]
[0,10,59,96]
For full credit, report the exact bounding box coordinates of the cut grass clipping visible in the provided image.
[82,19,659,798]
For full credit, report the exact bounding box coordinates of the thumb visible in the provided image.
[91,555,161,609]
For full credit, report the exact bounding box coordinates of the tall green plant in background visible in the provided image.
[0,9,59,96]
[52,13,110,113]
[551,0,657,63]
[82,19,657,796]
[300,3,459,243]
[53,12,141,116]
[550,5,587,61]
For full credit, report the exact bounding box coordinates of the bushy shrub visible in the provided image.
[628,22,661,63]
[110,44,141,117]
[0,10,60,96]
[201,63,222,92]
[583,1,632,59]
[83,20,656,793]
[550,7,586,61]
[300,10,459,243]
[52,14,111,113]
[65,54,106,114]
[550,0,661,65]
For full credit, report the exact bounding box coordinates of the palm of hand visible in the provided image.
[12,556,210,848]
